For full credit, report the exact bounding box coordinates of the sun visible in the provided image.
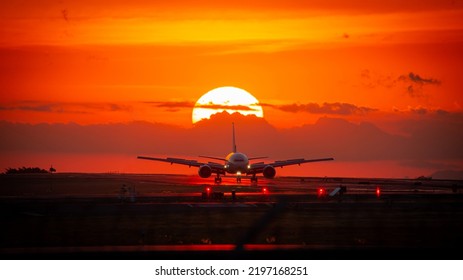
[192,86,264,124]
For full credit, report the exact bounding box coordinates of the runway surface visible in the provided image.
[1,173,462,259]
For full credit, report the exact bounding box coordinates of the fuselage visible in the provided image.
[224,152,249,175]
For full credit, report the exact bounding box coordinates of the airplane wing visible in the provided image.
[248,157,334,173]
[198,155,226,161]
[137,156,225,173]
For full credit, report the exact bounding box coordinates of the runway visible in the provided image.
[1,173,462,259]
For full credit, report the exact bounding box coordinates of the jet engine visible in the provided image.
[198,165,212,178]
[263,165,276,179]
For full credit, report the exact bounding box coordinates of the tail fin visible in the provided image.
[232,122,237,152]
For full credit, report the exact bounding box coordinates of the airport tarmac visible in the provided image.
[1,173,462,259]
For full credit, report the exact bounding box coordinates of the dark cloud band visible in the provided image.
[261,102,377,115]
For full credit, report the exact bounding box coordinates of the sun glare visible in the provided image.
[192,86,263,123]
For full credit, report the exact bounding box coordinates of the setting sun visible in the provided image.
[192,86,264,124]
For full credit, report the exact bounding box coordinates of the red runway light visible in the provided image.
[262,187,267,193]
[318,187,326,197]
[206,187,211,192]
[376,186,381,197]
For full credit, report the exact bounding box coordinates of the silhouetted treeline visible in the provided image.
[4,167,49,174]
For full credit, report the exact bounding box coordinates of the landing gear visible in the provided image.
[251,174,258,184]
[214,175,222,184]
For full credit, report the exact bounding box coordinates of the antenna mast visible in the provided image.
[232,122,237,152]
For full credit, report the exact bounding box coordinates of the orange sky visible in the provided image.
[1,1,463,178]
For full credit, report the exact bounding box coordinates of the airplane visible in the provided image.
[137,123,334,184]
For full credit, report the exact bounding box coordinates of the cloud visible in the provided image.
[0,104,54,112]
[399,72,441,97]
[61,9,69,22]
[360,69,398,89]
[406,72,441,85]
[144,101,194,108]
[361,70,442,97]
[1,113,462,163]
[194,111,269,127]
[393,106,452,117]
[262,102,377,115]
[143,101,194,112]
[108,104,130,111]
[196,103,259,111]
[409,106,428,115]
[0,102,131,114]
[406,106,452,117]
[145,101,259,112]
[0,104,55,113]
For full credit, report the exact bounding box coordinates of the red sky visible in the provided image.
[1,1,463,178]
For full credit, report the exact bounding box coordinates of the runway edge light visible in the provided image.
[318,187,326,198]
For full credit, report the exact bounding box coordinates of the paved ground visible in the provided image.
[1,173,462,259]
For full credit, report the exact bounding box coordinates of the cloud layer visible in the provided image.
[0,102,131,114]
[2,111,462,162]
[262,102,377,115]
[361,70,442,97]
